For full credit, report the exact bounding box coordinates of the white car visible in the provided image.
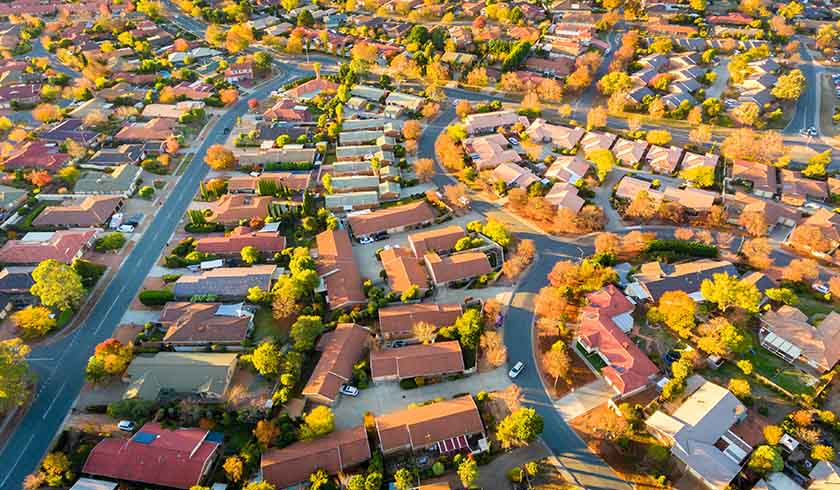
[508,137,519,146]
[804,202,821,210]
[358,236,374,245]
[340,384,359,397]
[118,224,135,233]
[118,420,136,432]
[813,283,830,294]
[508,361,524,379]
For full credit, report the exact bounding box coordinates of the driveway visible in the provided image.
[705,57,730,100]
[553,378,615,420]
[474,442,554,490]
[332,367,511,430]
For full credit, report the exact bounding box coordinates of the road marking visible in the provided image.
[26,358,54,362]
[42,380,68,420]
[0,433,35,488]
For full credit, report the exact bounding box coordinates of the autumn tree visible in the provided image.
[701,273,762,313]
[205,144,236,170]
[595,232,620,255]
[11,306,56,339]
[648,290,696,338]
[597,71,633,95]
[85,338,132,382]
[689,124,712,145]
[782,258,819,283]
[32,103,62,123]
[226,23,254,53]
[646,130,672,146]
[299,405,334,439]
[444,183,468,207]
[749,445,783,474]
[742,238,773,269]
[772,69,806,100]
[223,456,245,482]
[586,105,608,130]
[544,340,571,389]
[739,210,768,237]
[465,67,489,87]
[220,88,239,106]
[0,338,31,411]
[412,321,437,344]
[456,100,473,119]
[497,408,544,449]
[721,128,786,164]
[626,190,659,220]
[251,342,281,376]
[586,149,615,182]
[648,97,666,118]
[697,317,751,357]
[413,158,435,183]
[254,419,279,448]
[480,330,507,367]
[402,120,422,140]
[31,259,84,311]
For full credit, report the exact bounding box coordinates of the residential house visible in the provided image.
[3,141,68,172]
[780,169,828,206]
[303,323,369,405]
[194,226,286,256]
[262,98,311,122]
[408,226,466,258]
[335,145,393,165]
[74,165,142,197]
[378,303,462,340]
[0,83,39,109]
[681,152,719,172]
[638,54,669,72]
[463,110,530,135]
[339,130,387,146]
[614,176,662,202]
[448,26,473,49]
[330,175,380,193]
[646,145,684,175]
[172,265,277,300]
[584,285,636,332]
[646,379,752,490]
[424,251,492,287]
[87,144,144,167]
[325,191,380,211]
[123,352,238,400]
[380,245,429,294]
[731,160,777,198]
[342,118,402,135]
[625,259,738,303]
[579,131,617,154]
[226,172,311,194]
[663,186,717,214]
[612,138,649,167]
[385,91,425,112]
[808,461,840,490]
[261,426,371,489]
[234,147,317,169]
[545,154,589,184]
[224,62,255,84]
[0,229,97,265]
[115,118,176,142]
[787,208,840,258]
[171,81,214,100]
[626,85,654,105]
[370,341,465,382]
[545,182,585,214]
[760,307,840,372]
[465,134,521,170]
[142,101,205,119]
[347,201,436,237]
[0,185,27,220]
[32,196,123,228]
[160,302,254,350]
[726,192,801,231]
[315,229,366,310]
[351,85,388,102]
[41,119,99,147]
[82,423,222,489]
[525,56,575,77]
[0,266,35,306]
[492,162,539,190]
[167,47,221,64]
[525,119,585,151]
[284,78,339,101]
[206,195,274,226]
[375,396,486,454]
[662,92,696,111]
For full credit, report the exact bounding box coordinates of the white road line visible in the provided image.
[42,380,68,420]
[0,433,35,488]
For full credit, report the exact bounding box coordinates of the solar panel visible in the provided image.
[205,432,224,443]
[133,432,157,444]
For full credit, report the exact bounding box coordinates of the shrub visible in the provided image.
[95,232,127,252]
[645,239,718,258]
[107,399,155,420]
[507,467,523,483]
[138,186,155,198]
[162,273,181,283]
[138,289,174,306]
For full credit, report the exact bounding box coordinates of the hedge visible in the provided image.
[644,239,718,258]
[264,161,314,171]
[138,289,175,306]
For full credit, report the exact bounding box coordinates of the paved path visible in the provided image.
[554,379,614,420]
[474,442,553,490]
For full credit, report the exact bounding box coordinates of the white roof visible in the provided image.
[763,331,803,360]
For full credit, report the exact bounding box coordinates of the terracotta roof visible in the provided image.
[663,186,717,212]
[545,154,590,183]
[727,192,801,227]
[207,194,274,225]
[0,229,96,264]
[780,169,828,205]
[316,229,366,309]
[796,208,840,244]
[194,226,286,255]
[263,98,311,122]
[526,119,585,151]
[465,134,521,170]
[285,78,339,99]
[261,425,370,488]
[380,246,428,293]
[347,201,436,237]
[408,225,466,258]
[613,138,649,165]
[731,160,777,195]
[225,172,311,193]
[32,196,122,227]
[303,323,369,404]
[424,251,492,285]
[646,145,684,175]
[762,307,840,372]
[115,118,176,142]
[378,303,462,339]
[160,302,251,344]
[3,141,68,171]
[371,341,464,380]
[492,162,539,189]
[615,176,657,201]
[580,131,617,153]
[585,284,634,317]
[375,396,485,453]
[82,423,221,489]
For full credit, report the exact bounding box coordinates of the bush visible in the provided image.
[138,186,155,198]
[107,399,155,420]
[399,378,418,389]
[138,289,174,306]
[162,273,181,283]
[507,467,523,483]
[95,232,127,252]
[264,161,314,171]
[645,239,718,258]
[72,259,106,289]
[164,255,188,268]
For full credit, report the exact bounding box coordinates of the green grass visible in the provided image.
[56,309,74,329]
[797,296,836,321]
[738,345,818,397]
[252,306,289,343]
[575,341,607,371]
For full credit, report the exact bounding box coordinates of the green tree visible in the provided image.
[299,405,334,439]
[496,408,544,449]
[649,36,673,54]
[804,149,830,178]
[765,287,798,305]
[481,219,512,247]
[393,468,414,490]
[31,259,85,311]
[771,69,806,100]
[241,245,260,265]
[347,475,365,490]
[251,342,281,376]
[700,273,761,313]
[728,378,751,399]
[11,306,56,338]
[737,359,754,375]
[364,472,382,490]
[400,284,419,303]
[458,457,479,488]
[41,452,72,487]
[749,445,783,474]
[679,166,715,188]
[290,315,324,351]
[0,338,30,411]
[454,309,483,349]
[597,72,633,95]
[586,149,616,182]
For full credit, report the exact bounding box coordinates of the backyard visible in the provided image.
[253,306,291,343]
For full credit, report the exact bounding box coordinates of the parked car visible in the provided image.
[358,236,374,245]
[340,384,359,397]
[813,283,830,294]
[508,361,524,379]
[118,420,136,432]
[508,137,519,146]
[372,231,389,241]
[118,224,135,233]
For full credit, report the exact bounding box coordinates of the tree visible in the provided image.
[544,341,571,389]
[586,105,608,130]
[393,468,414,490]
[626,190,659,220]
[766,287,798,305]
[205,144,235,170]
[732,102,760,127]
[737,359,754,375]
[300,405,335,439]
[728,378,751,399]
[254,419,279,448]
[0,338,30,411]
[497,408,544,449]
[597,72,633,95]
[480,331,507,367]
[251,342,281,376]
[11,306,56,338]
[454,309,483,349]
[225,23,254,53]
[690,0,707,11]
[223,456,245,482]
[456,100,473,119]
[782,258,819,283]
[402,120,422,140]
[290,315,324,351]
[32,103,62,123]
[412,321,437,344]
[772,69,806,100]
[650,36,673,54]
[649,290,695,338]
[701,273,761,313]
[28,170,51,188]
[595,232,620,255]
[465,67,489,87]
[240,245,260,265]
[812,445,835,462]
[689,124,712,145]
[481,219,512,248]
[739,211,768,237]
[742,238,773,270]
[804,150,831,178]
[646,130,672,146]
[586,149,615,182]
[697,317,751,356]
[41,452,72,487]
[721,128,786,164]
[779,0,803,18]
[458,457,479,488]
[749,445,783,474]
[31,259,85,311]
[413,158,434,183]
[679,166,715,188]
[763,425,783,445]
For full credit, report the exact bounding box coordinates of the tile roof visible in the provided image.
[612,138,649,165]
[614,176,656,201]
[32,196,122,227]
[261,425,370,488]
[0,229,96,264]
[465,133,521,170]
[408,225,466,258]
[731,160,777,195]
[378,303,462,339]
[544,183,585,214]
[375,396,485,453]
[545,154,590,184]
[160,302,251,345]
[303,323,369,404]
[316,229,366,309]
[347,201,436,237]
[463,110,529,134]
[580,131,617,153]
[424,251,492,285]
[115,118,176,141]
[370,341,464,380]
[207,194,274,225]
[3,141,69,171]
[194,226,286,255]
[646,145,684,175]
[380,245,428,293]
[663,186,717,212]
[82,423,221,489]
[0,265,34,294]
[492,162,539,189]
[225,172,311,193]
[780,169,828,205]
[525,120,585,150]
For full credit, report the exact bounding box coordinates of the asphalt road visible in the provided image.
[0,70,299,490]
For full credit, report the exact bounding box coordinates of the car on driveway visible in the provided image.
[813,283,830,295]
[358,236,374,245]
[508,361,524,379]
[340,384,359,397]
[118,420,136,432]
[508,137,519,146]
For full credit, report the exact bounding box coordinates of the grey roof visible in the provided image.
[662,92,696,110]
[741,271,775,294]
[0,185,26,211]
[671,79,702,94]
[341,118,402,132]
[74,165,142,195]
[632,68,658,84]
[640,260,738,302]
[123,352,237,400]
[324,191,379,209]
[87,145,144,166]
[738,89,774,107]
[173,265,276,298]
[627,86,654,103]
[331,175,380,190]
[0,266,34,293]
[810,461,840,490]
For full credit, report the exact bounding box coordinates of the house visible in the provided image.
[759,307,840,372]
[646,379,752,490]
[234,147,317,169]
[303,323,369,405]
[315,229,366,310]
[171,81,215,100]
[375,396,486,454]
[41,119,99,147]
[465,134,521,170]
[787,208,840,258]
[224,62,255,84]
[115,118,176,142]
[339,130,386,146]
[545,154,589,184]
[342,118,402,135]
[385,91,425,112]
[808,461,840,490]
[206,195,274,226]
[123,352,238,400]
[614,176,661,201]
[463,110,530,135]
[160,302,253,350]
[780,169,828,206]
[172,265,277,300]
[335,145,394,164]
[142,101,205,119]
[646,145,684,175]
[87,144,144,167]
[625,260,738,303]
[525,56,575,77]
[612,138,649,166]
[378,303,462,340]
[325,191,380,211]
[226,172,312,194]
[626,85,654,105]
[285,78,339,101]
[262,98,311,122]
[330,175,380,193]
[424,251,492,287]
[525,119,585,150]
[82,423,222,489]
[731,160,777,198]
[448,26,473,49]
[167,47,221,64]
[662,92,696,111]
[580,131,617,154]
[663,186,717,213]
[545,183,585,214]
[681,152,719,172]
[0,185,27,220]
[408,225,465,258]
[0,229,97,265]
[347,201,436,237]
[194,226,285,256]
[726,192,801,231]
[261,426,371,489]
[577,287,658,396]
[0,83,39,108]
[638,54,669,72]
[380,246,428,294]
[3,141,68,172]
[492,162,539,190]
[370,341,465,382]
[0,266,35,306]
[32,196,123,228]
[73,165,143,197]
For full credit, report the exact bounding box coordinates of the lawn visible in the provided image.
[742,347,818,397]
[252,306,290,343]
[574,340,607,371]
[796,296,837,321]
